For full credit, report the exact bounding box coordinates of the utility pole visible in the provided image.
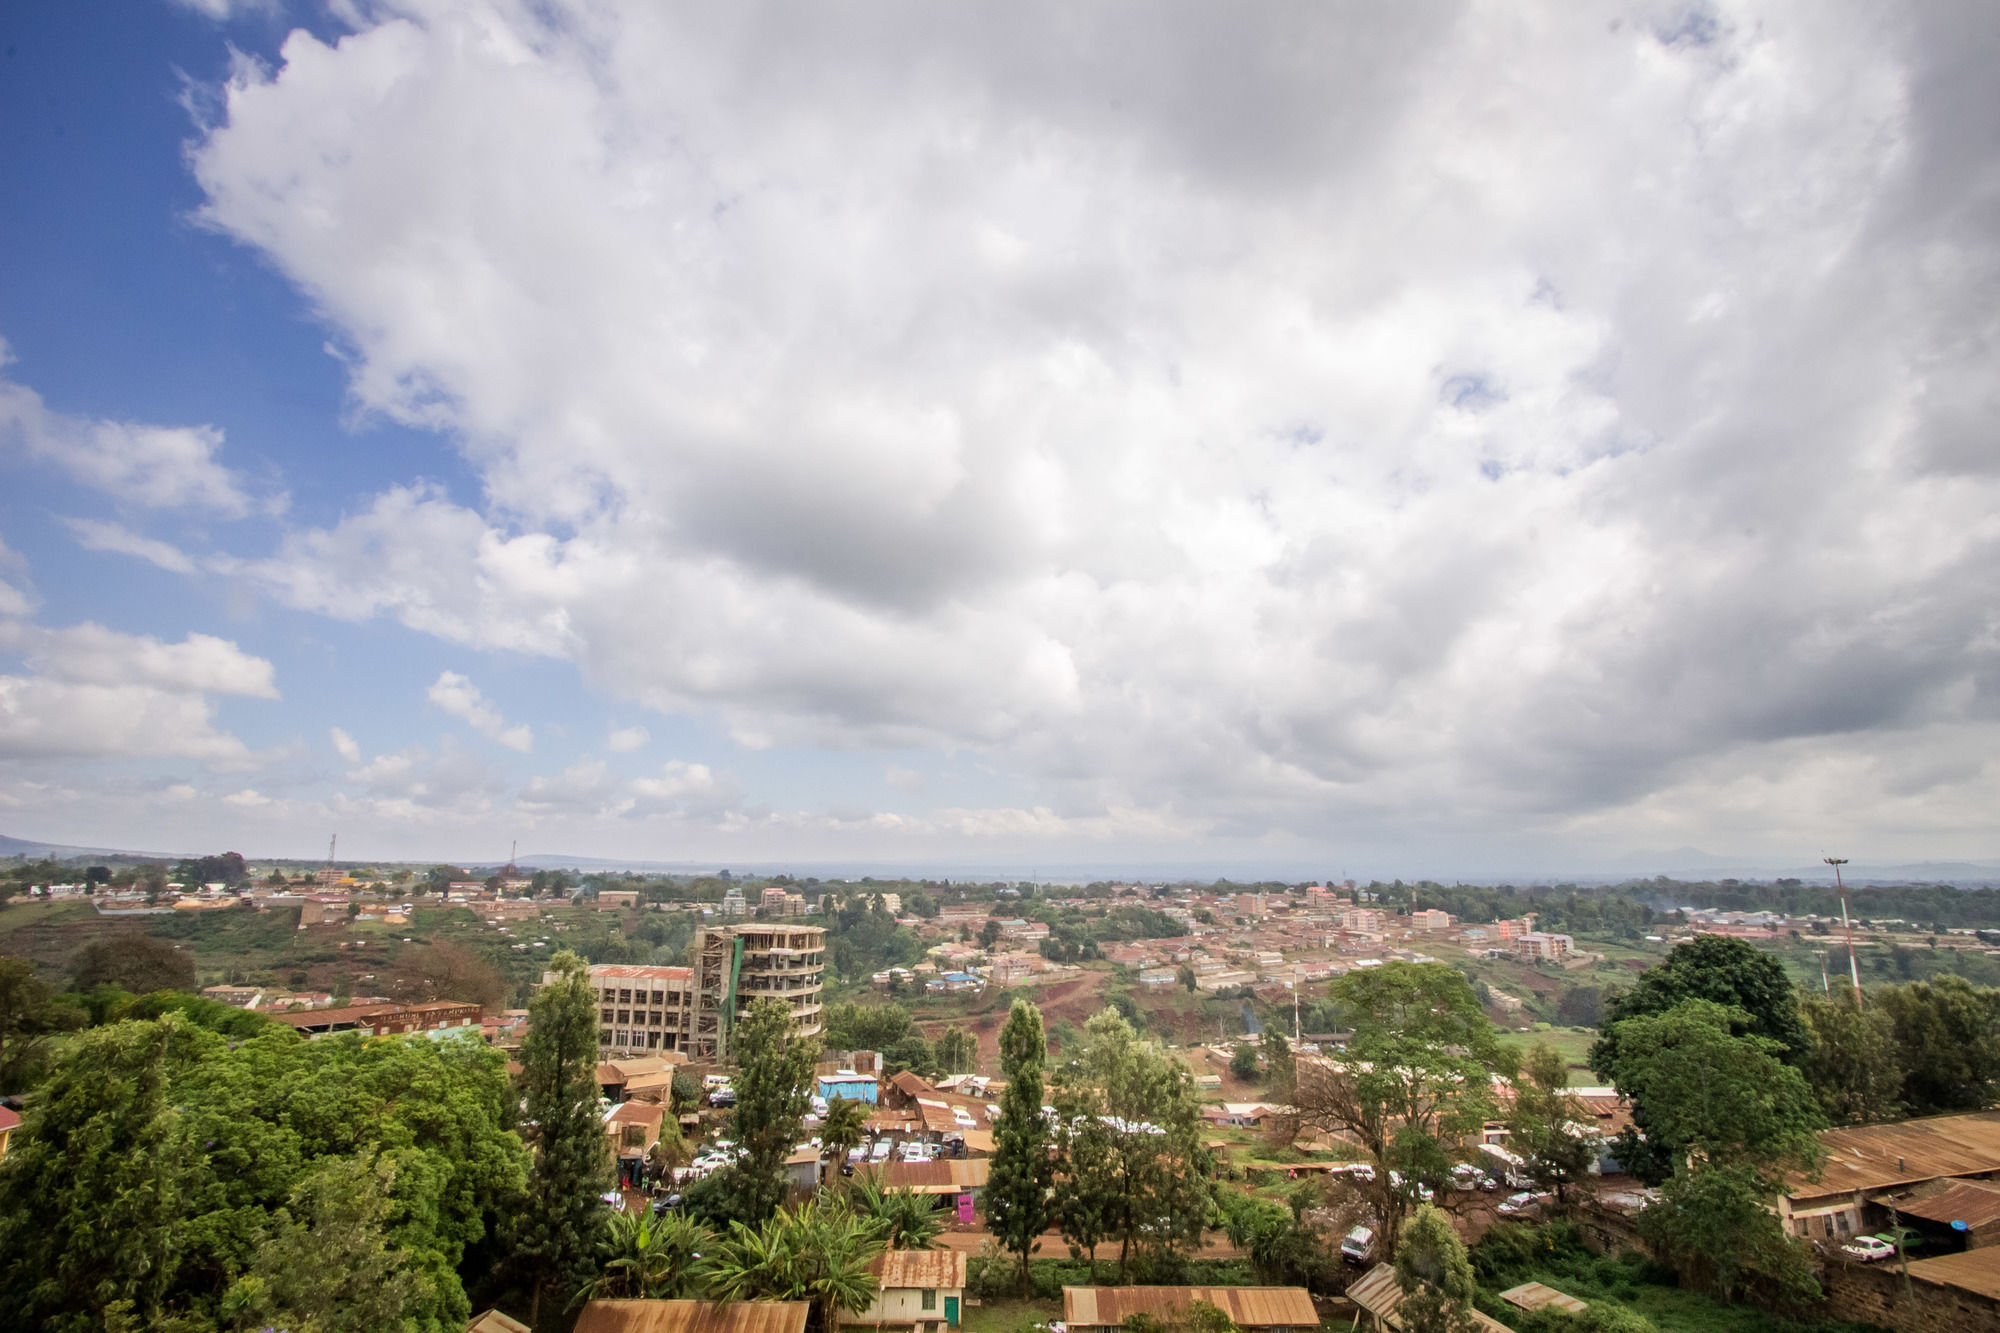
[1815,949,1830,995]
[1826,856,1863,1008]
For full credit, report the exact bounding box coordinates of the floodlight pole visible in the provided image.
[1826,857,1863,1008]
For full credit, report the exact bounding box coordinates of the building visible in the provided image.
[1411,909,1454,931]
[820,1071,881,1104]
[267,1000,482,1040]
[1781,1111,2000,1245]
[1514,932,1574,962]
[841,1250,967,1332]
[1340,908,1387,933]
[597,889,641,910]
[720,887,748,917]
[0,1106,17,1159]
[573,1300,810,1333]
[761,887,789,913]
[573,926,824,1059]
[1062,1288,1318,1333]
[201,984,265,1007]
[584,964,696,1057]
[606,1100,665,1169]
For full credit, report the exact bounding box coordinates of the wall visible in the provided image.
[1818,1259,2000,1333]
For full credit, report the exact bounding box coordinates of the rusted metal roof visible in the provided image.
[872,1250,967,1290]
[860,1159,990,1193]
[1882,1178,2000,1231]
[1905,1247,2000,1301]
[1062,1286,1317,1328]
[573,1300,810,1333]
[1340,1265,1514,1333]
[1792,1112,2000,1201]
[607,1102,665,1128]
[1499,1282,1589,1315]
[591,965,695,981]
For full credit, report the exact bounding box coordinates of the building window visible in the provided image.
[617,1010,630,1024]
[601,1008,614,1023]
[922,1291,937,1312]
[599,1030,612,1045]
[619,989,632,1003]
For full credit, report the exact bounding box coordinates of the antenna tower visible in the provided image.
[1826,856,1863,1007]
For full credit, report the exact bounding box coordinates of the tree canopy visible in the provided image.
[1590,935,1808,1077]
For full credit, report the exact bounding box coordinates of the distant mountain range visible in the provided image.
[6,831,1999,886]
[0,832,193,862]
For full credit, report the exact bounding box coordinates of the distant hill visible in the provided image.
[0,832,189,862]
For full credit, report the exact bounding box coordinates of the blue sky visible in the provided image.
[2,1,1997,874]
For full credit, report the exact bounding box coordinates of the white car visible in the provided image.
[1340,1226,1377,1265]
[869,1140,893,1162]
[1842,1236,1896,1263]
[1497,1192,1541,1217]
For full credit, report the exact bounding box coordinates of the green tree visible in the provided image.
[1639,1163,1819,1305]
[1261,1028,1295,1098]
[1875,975,2000,1115]
[512,949,613,1328]
[1288,962,1508,1255]
[936,1024,978,1076]
[1590,936,1809,1079]
[822,1001,914,1052]
[1507,1043,1595,1206]
[983,1000,1053,1292]
[700,1197,884,1333]
[71,936,195,995]
[692,996,817,1226]
[580,1211,710,1302]
[1229,1043,1260,1081]
[1394,1203,1478,1333]
[219,1152,431,1333]
[1598,999,1824,1180]
[1800,991,1904,1124]
[1178,965,1198,994]
[0,956,84,1093]
[850,1174,943,1249]
[820,1096,870,1185]
[1050,1009,1212,1279]
[0,1017,208,1332]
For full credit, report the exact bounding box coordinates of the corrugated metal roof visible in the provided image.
[1498,1282,1589,1315]
[1339,1266,1514,1333]
[1905,1247,2000,1301]
[1062,1286,1317,1328]
[590,966,696,981]
[1883,1178,2000,1231]
[573,1301,810,1333]
[1792,1112,2000,1201]
[607,1103,665,1127]
[873,1250,967,1289]
[863,1159,990,1193]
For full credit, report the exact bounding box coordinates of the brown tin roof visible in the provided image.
[573,1301,810,1333]
[1062,1287,1317,1329]
[872,1250,968,1290]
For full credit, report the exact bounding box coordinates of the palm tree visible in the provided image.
[579,1211,712,1303]
[820,1097,869,1186]
[700,1197,885,1333]
[849,1174,944,1250]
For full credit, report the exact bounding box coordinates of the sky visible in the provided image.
[0,1,1996,876]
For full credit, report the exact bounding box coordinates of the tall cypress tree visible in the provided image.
[984,1000,1053,1293]
[512,949,612,1329]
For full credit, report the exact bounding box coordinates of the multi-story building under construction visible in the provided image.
[573,923,824,1060]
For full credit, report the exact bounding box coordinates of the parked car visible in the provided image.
[869,1140,893,1162]
[1842,1236,1897,1263]
[708,1087,737,1108]
[1498,1192,1541,1217]
[1341,1226,1378,1265]
[650,1193,684,1215]
[1389,1171,1434,1203]
[1448,1163,1486,1192]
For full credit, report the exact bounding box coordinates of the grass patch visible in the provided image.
[1493,1026,1598,1071]
[1471,1222,1882,1333]
[958,1297,1061,1333]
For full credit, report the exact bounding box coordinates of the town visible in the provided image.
[4,855,2000,1331]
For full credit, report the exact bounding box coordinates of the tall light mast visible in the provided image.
[1826,856,1863,1008]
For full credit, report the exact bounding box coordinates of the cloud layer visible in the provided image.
[40,0,1991,861]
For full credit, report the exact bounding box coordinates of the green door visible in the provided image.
[945,1297,959,1327]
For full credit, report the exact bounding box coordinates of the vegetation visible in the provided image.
[985,1000,1054,1292]
[511,948,612,1327]
[687,995,819,1226]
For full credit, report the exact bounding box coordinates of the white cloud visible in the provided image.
[885,765,925,793]
[606,725,649,753]
[0,616,278,764]
[0,361,262,515]
[221,787,272,807]
[167,0,279,21]
[178,2,2000,860]
[425,669,532,752]
[329,726,361,762]
[63,517,199,574]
